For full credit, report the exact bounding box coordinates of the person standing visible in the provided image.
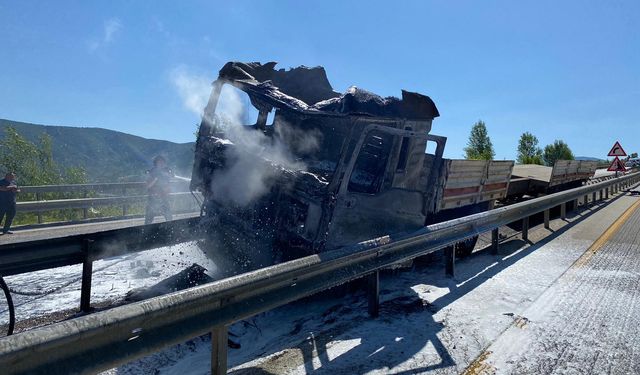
[145,156,174,224]
[0,172,20,235]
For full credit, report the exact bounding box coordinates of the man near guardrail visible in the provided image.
[145,156,173,224]
[0,172,20,234]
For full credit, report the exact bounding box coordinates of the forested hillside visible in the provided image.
[0,119,195,182]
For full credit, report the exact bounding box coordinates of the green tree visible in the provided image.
[464,120,495,160]
[542,140,574,166]
[631,152,638,159]
[0,126,86,185]
[517,132,543,164]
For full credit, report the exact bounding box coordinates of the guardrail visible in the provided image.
[1,172,639,375]
[0,217,204,314]
[14,181,200,224]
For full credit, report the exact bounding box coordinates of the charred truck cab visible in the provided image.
[191,62,512,274]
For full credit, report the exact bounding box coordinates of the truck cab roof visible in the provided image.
[217,61,440,121]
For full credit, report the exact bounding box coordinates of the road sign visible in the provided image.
[608,141,627,157]
[607,156,627,172]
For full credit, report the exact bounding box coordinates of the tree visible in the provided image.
[517,132,543,165]
[542,140,574,166]
[464,120,495,160]
[631,152,638,159]
[0,126,87,186]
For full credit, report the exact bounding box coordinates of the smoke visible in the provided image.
[170,67,212,116]
[275,121,322,154]
[209,95,307,206]
[171,67,321,207]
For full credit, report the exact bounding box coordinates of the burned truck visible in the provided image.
[191,62,513,274]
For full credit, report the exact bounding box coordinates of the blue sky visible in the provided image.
[1,1,638,160]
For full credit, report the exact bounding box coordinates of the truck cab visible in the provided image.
[191,62,512,274]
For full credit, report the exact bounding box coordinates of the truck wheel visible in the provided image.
[455,236,479,258]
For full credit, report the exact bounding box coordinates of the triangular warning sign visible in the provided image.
[607,156,627,172]
[607,141,627,157]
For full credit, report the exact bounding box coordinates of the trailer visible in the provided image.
[507,160,598,199]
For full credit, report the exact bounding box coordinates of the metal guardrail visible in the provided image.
[1,172,639,375]
[17,192,196,213]
[0,217,203,276]
[18,182,168,194]
[14,181,198,223]
[0,216,204,315]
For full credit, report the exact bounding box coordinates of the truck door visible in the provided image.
[326,125,426,249]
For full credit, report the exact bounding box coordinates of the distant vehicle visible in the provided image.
[626,158,640,168]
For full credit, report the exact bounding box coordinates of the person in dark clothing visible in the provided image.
[145,156,174,224]
[0,172,20,234]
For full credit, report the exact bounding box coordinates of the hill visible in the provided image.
[575,156,604,161]
[0,119,195,183]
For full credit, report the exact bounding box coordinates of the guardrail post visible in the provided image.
[80,239,94,313]
[211,326,228,375]
[606,186,610,199]
[592,191,597,203]
[522,216,529,242]
[445,246,455,277]
[367,270,380,318]
[583,194,589,206]
[491,228,499,255]
[544,209,550,229]
[561,202,566,220]
[122,187,128,217]
[599,190,603,201]
[83,189,89,219]
[36,192,43,224]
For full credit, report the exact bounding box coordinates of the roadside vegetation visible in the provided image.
[542,140,575,166]
[464,120,495,160]
[0,126,146,225]
[516,132,544,165]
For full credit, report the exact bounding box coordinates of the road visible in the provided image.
[468,195,640,374]
[100,183,640,374]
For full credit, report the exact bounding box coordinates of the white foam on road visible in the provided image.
[1,241,217,326]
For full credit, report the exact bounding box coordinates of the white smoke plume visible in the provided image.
[170,67,321,207]
[209,86,308,206]
[170,66,212,116]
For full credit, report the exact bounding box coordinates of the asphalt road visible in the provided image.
[469,195,640,374]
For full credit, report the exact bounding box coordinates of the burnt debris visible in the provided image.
[217,61,439,119]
